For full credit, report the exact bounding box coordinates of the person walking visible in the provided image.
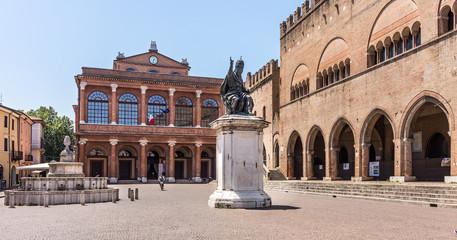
[158,174,165,191]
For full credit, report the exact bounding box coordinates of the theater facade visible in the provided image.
[74,43,223,183]
[247,0,457,182]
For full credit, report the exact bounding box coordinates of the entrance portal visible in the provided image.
[119,160,132,180]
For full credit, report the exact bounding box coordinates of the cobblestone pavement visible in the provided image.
[0,183,456,240]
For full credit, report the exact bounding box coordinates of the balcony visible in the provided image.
[25,155,33,162]
[11,151,23,161]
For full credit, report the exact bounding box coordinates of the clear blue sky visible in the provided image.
[0,0,300,121]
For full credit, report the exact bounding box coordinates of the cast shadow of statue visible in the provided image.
[246,205,301,211]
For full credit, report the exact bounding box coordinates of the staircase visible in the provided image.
[264,181,457,208]
[268,169,287,180]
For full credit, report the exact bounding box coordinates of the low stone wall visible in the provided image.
[21,177,108,191]
[4,188,119,206]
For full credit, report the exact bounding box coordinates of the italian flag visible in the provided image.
[148,112,155,125]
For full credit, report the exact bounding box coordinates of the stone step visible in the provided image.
[268,169,287,180]
[264,181,457,208]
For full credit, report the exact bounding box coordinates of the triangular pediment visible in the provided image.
[115,51,190,69]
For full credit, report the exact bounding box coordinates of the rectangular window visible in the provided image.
[12,119,14,130]
[11,140,14,153]
[4,138,7,151]
[4,116,7,128]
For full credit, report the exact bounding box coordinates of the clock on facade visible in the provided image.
[149,56,158,65]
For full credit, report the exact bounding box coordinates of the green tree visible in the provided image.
[26,106,74,161]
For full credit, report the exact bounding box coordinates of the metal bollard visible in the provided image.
[130,189,134,201]
[44,193,49,207]
[135,188,138,200]
[111,191,116,203]
[80,191,85,206]
[9,193,15,208]
[128,188,131,198]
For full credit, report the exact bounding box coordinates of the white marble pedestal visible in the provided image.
[208,115,271,209]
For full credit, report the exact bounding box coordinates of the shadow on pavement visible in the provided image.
[247,205,301,211]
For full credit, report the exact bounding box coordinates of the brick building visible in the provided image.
[247,0,457,182]
[74,43,223,183]
[0,105,43,188]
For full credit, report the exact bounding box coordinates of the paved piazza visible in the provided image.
[0,183,455,240]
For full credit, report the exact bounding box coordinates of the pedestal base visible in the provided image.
[208,190,271,209]
[351,176,374,182]
[444,176,457,183]
[323,177,341,181]
[192,177,202,183]
[301,177,317,181]
[167,177,176,183]
[389,176,416,183]
[109,177,118,184]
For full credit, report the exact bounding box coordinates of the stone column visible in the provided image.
[140,86,148,126]
[393,138,403,176]
[78,138,87,175]
[109,139,118,183]
[110,84,118,125]
[324,147,340,181]
[195,90,202,128]
[412,31,418,47]
[140,140,148,183]
[305,150,315,180]
[193,142,202,182]
[445,130,457,183]
[361,143,371,178]
[393,41,399,56]
[168,88,176,127]
[287,153,294,179]
[167,141,176,182]
[79,82,87,124]
[403,138,414,177]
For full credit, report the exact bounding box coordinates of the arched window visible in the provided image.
[415,28,421,47]
[201,151,210,158]
[119,150,132,157]
[388,44,394,58]
[172,72,180,75]
[126,68,135,72]
[201,99,218,127]
[149,70,158,73]
[175,151,185,158]
[262,106,266,120]
[406,32,413,51]
[380,46,386,62]
[119,93,138,125]
[426,133,449,158]
[148,95,167,126]
[449,9,455,32]
[87,91,109,124]
[397,38,404,55]
[175,97,193,127]
[274,143,280,168]
[89,149,104,156]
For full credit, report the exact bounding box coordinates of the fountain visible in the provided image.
[4,136,119,206]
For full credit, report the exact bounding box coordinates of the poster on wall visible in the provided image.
[412,132,422,152]
[343,163,350,171]
[369,161,380,177]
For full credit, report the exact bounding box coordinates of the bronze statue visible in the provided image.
[220,57,254,115]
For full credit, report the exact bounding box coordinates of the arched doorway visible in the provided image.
[201,147,216,179]
[147,146,166,179]
[118,146,137,180]
[330,120,355,180]
[405,100,450,181]
[88,147,108,177]
[287,132,303,180]
[308,127,326,180]
[175,146,192,179]
[361,111,395,180]
[274,142,280,168]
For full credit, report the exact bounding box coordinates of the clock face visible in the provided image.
[149,56,158,65]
